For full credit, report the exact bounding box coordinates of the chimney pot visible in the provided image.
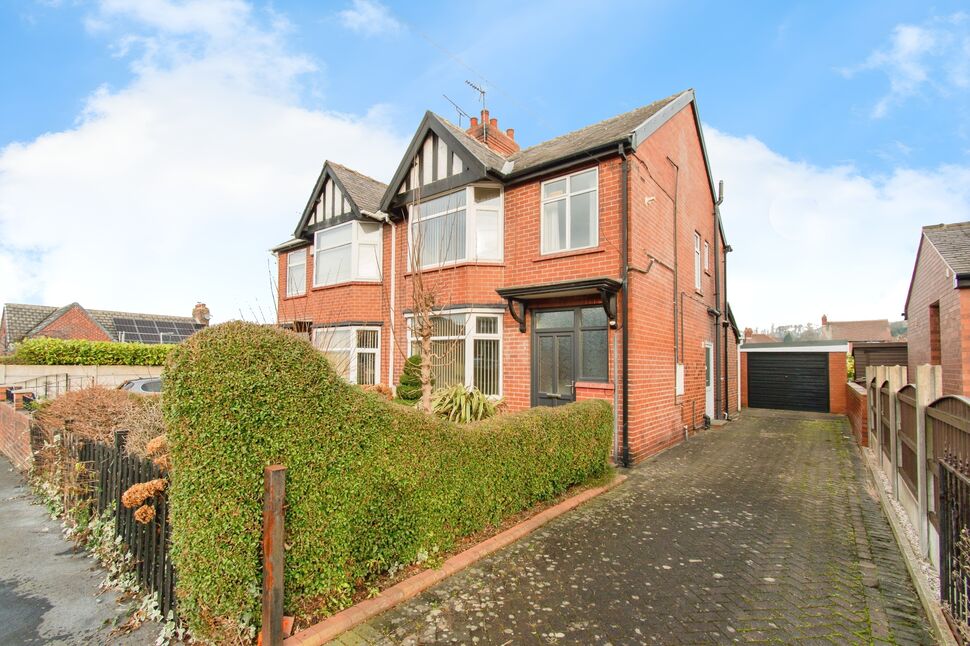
[821,314,828,326]
[481,109,489,124]
[506,128,514,140]
[489,117,498,128]
[469,116,478,128]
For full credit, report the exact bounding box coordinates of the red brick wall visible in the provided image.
[0,403,32,471]
[907,235,968,396]
[726,330,739,414]
[275,101,730,464]
[845,381,868,446]
[740,350,749,407]
[32,305,112,342]
[828,352,847,414]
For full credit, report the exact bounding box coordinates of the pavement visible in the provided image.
[339,408,935,645]
[0,457,158,645]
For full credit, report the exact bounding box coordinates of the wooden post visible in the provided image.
[261,465,286,646]
[916,364,941,560]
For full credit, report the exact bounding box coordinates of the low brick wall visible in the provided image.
[0,403,32,471]
[845,381,868,446]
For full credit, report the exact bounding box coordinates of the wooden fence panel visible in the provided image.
[898,385,918,497]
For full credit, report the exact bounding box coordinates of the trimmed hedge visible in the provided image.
[164,322,612,641]
[10,337,174,366]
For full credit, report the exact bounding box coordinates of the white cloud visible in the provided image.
[842,12,970,117]
[707,126,970,329]
[0,0,407,323]
[338,0,402,36]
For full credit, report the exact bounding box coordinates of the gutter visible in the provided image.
[619,143,631,468]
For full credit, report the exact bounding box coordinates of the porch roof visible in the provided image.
[495,277,622,301]
[496,277,622,333]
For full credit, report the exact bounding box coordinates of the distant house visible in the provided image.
[819,315,892,342]
[817,314,905,380]
[0,302,210,354]
[904,221,970,396]
[742,328,777,344]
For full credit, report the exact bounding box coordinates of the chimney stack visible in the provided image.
[821,314,828,326]
[193,302,211,327]
[465,108,520,156]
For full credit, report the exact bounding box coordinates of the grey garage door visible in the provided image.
[747,352,829,412]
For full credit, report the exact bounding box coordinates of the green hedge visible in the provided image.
[10,337,174,366]
[164,322,612,641]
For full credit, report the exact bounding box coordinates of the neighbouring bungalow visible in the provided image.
[0,302,210,354]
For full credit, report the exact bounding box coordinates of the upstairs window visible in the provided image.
[409,185,503,269]
[694,232,702,292]
[313,326,380,385]
[286,248,306,297]
[314,221,382,287]
[704,240,710,274]
[541,168,598,254]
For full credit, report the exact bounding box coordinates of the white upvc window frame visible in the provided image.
[407,184,504,270]
[312,325,381,385]
[313,221,383,288]
[693,232,702,292]
[405,308,503,397]
[703,239,710,274]
[540,167,599,255]
[285,248,307,297]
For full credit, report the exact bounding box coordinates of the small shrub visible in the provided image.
[431,384,499,423]
[361,383,393,401]
[120,396,167,458]
[164,322,612,642]
[10,337,174,366]
[33,386,140,443]
[396,355,424,401]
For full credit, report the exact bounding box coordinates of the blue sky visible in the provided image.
[2,0,970,328]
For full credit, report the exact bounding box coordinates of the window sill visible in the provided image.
[311,280,382,292]
[533,246,605,263]
[404,261,505,277]
[575,380,613,391]
[281,293,307,301]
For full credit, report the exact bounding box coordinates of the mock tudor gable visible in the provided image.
[291,161,388,239]
[381,112,509,214]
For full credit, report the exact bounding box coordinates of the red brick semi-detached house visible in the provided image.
[273,89,741,465]
[904,221,970,396]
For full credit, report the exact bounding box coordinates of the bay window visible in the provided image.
[407,310,502,396]
[541,168,598,254]
[409,185,503,269]
[286,248,306,297]
[314,221,382,287]
[313,326,380,385]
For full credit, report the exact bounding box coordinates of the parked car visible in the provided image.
[119,378,162,394]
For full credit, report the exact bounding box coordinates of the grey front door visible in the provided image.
[534,332,575,407]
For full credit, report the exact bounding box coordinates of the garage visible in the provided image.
[741,342,849,414]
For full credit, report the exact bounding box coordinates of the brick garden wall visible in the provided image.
[0,403,32,471]
[845,381,868,446]
[906,235,968,396]
[828,352,847,414]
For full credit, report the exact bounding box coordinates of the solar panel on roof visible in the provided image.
[113,318,202,344]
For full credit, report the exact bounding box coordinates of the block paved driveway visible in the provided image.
[340,409,934,645]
